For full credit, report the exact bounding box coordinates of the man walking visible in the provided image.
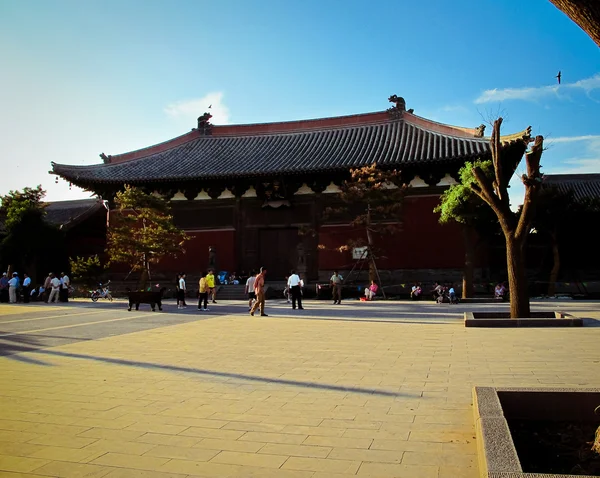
[245,270,256,311]
[249,267,268,317]
[43,273,53,303]
[287,270,304,310]
[48,274,61,303]
[206,270,217,304]
[22,273,31,303]
[330,270,343,304]
[8,272,19,303]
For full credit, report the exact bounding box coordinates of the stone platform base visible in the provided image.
[464,311,583,327]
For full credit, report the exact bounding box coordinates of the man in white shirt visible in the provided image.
[60,272,70,303]
[245,271,256,311]
[178,273,187,309]
[22,273,32,303]
[48,274,61,304]
[330,270,343,305]
[8,273,19,303]
[287,270,304,310]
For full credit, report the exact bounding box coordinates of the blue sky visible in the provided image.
[1,0,599,204]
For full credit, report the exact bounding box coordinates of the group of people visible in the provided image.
[176,271,217,310]
[0,271,70,304]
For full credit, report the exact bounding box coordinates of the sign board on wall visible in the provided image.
[352,246,368,260]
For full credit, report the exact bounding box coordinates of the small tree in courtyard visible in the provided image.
[106,186,188,290]
[324,163,406,293]
[69,254,107,291]
[466,118,544,318]
[435,161,500,298]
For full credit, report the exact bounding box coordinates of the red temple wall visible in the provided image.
[318,195,465,270]
[158,230,236,274]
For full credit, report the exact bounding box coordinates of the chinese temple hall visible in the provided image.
[51,97,531,283]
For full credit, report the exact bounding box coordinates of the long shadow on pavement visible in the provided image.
[10,347,419,398]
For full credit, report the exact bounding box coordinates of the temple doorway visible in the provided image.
[258,228,300,279]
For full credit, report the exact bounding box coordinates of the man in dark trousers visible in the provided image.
[287,270,304,310]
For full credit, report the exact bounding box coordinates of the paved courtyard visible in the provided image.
[0,299,599,477]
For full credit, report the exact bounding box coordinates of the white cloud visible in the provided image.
[164,91,230,125]
[548,134,600,144]
[474,73,600,104]
[544,134,600,174]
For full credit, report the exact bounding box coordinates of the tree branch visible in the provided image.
[516,135,544,242]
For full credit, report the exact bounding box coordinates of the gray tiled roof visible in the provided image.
[543,174,600,202]
[44,199,104,228]
[51,113,527,186]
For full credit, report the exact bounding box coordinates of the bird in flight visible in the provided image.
[556,71,561,85]
[208,104,212,109]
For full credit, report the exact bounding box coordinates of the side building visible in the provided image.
[51,98,531,285]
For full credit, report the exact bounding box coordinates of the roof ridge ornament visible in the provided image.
[387,95,413,119]
[474,124,486,138]
[196,112,213,135]
[99,153,112,164]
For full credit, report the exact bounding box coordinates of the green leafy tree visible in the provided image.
[69,255,106,290]
[435,160,500,298]
[467,118,544,318]
[106,185,188,290]
[324,163,406,295]
[0,186,65,282]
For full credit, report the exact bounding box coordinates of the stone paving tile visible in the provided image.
[0,456,50,474]
[209,450,288,468]
[357,461,439,477]
[282,456,361,474]
[0,300,599,477]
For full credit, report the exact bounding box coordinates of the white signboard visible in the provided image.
[352,246,368,260]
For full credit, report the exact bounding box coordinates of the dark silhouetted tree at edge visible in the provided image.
[323,163,406,294]
[106,186,188,291]
[435,160,500,299]
[0,186,65,283]
[467,119,544,318]
[549,0,600,47]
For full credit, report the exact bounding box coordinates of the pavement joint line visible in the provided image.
[0,314,151,338]
[0,310,109,325]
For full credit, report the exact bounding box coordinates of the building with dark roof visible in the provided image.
[51,98,531,283]
[543,173,600,203]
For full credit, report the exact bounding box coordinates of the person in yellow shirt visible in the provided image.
[206,269,217,304]
[198,272,209,311]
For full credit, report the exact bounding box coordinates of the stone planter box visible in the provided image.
[473,387,600,477]
[464,311,582,327]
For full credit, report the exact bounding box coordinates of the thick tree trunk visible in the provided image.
[549,0,600,47]
[462,226,475,299]
[547,232,560,297]
[506,238,531,318]
[139,257,150,291]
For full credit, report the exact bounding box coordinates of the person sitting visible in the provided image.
[411,284,422,300]
[364,281,379,300]
[494,282,506,300]
[432,282,444,301]
[229,272,240,285]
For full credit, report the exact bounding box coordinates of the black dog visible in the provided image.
[127,288,166,312]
